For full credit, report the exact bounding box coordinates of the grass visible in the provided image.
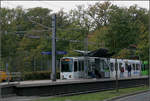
[32,86,149,101]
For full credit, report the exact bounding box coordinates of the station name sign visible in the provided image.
[41,51,67,55]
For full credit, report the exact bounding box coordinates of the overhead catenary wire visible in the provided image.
[3,2,87,33]
[2,2,95,45]
[2,30,97,45]
[27,16,52,30]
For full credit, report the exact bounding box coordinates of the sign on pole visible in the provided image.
[41,52,52,55]
[41,51,67,55]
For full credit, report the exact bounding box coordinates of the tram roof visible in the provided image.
[109,58,140,63]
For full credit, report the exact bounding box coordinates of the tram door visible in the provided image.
[73,59,85,79]
[110,59,122,78]
[110,62,115,78]
[131,62,136,77]
[132,62,141,77]
[135,63,141,76]
[109,59,117,78]
[103,59,110,78]
[73,59,79,79]
[98,59,110,78]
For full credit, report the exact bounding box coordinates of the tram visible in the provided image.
[60,57,110,79]
[109,59,141,78]
[60,57,145,80]
[60,57,84,79]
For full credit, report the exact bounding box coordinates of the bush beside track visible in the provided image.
[22,71,60,80]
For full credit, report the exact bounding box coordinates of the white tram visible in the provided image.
[60,57,84,79]
[60,57,142,80]
[109,59,141,78]
[60,57,110,79]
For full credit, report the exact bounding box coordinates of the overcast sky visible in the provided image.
[1,1,149,13]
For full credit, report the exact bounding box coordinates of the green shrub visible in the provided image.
[23,71,60,80]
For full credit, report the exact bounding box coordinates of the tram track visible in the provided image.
[50,84,146,97]
[0,76,148,97]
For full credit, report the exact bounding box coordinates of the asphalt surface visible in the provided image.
[115,90,150,101]
[0,96,38,101]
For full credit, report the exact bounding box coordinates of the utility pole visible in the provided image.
[115,58,119,92]
[149,12,150,89]
[51,14,56,81]
[84,30,88,78]
[114,40,119,92]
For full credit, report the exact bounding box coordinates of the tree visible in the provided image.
[87,1,112,29]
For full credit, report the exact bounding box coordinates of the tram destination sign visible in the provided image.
[41,51,67,55]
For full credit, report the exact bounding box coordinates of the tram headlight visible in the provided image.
[69,75,72,78]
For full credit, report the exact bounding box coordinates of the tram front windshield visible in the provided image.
[61,59,73,72]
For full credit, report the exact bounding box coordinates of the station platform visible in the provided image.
[0,76,148,87]
[0,76,148,97]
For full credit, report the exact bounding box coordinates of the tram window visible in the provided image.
[104,61,109,71]
[125,63,128,70]
[114,62,118,71]
[79,61,82,71]
[74,61,78,72]
[95,59,100,68]
[100,60,105,71]
[61,60,73,72]
[136,64,140,70]
[133,64,136,70]
[110,63,114,71]
[142,64,145,71]
[81,61,84,71]
[103,60,105,70]
[119,63,122,71]
[79,61,81,71]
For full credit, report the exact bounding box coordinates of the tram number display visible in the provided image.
[63,59,71,61]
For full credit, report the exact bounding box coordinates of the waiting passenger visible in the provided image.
[88,71,96,78]
[127,64,132,77]
[120,65,124,78]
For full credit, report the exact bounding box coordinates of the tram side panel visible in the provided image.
[60,57,143,80]
[109,59,142,79]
